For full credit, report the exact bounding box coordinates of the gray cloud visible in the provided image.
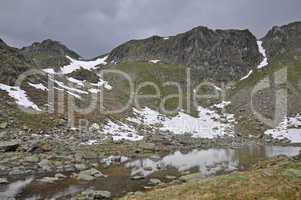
[0,0,300,58]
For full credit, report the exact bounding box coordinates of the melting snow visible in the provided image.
[129,105,235,139]
[265,115,301,143]
[240,70,253,81]
[43,56,108,75]
[160,107,234,138]
[213,101,231,109]
[257,41,269,69]
[0,83,41,111]
[67,77,85,87]
[90,78,112,91]
[163,37,169,40]
[51,79,88,95]
[103,120,143,141]
[28,83,48,91]
[149,60,160,64]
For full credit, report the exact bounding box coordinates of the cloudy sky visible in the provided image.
[1,0,300,58]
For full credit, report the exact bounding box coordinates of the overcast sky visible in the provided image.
[1,0,300,58]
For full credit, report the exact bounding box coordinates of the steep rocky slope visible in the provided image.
[228,21,301,138]
[0,39,36,85]
[263,21,301,60]
[108,27,261,82]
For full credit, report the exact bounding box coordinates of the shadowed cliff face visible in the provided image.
[108,26,261,82]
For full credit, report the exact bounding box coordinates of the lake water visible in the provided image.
[1,144,300,200]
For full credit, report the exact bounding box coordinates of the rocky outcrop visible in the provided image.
[68,68,99,83]
[0,38,36,85]
[262,21,301,60]
[20,39,80,68]
[108,26,261,81]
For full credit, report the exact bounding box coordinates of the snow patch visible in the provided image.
[0,83,41,111]
[240,70,253,81]
[213,101,231,109]
[129,105,235,139]
[67,77,85,87]
[28,83,48,91]
[43,56,108,75]
[163,37,169,40]
[257,41,269,69]
[160,107,234,138]
[149,60,160,64]
[51,79,88,95]
[103,120,143,141]
[265,115,301,143]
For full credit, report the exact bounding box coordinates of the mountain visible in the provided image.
[0,38,36,85]
[20,39,80,68]
[0,21,300,141]
[228,20,301,137]
[263,21,301,60]
[107,26,261,82]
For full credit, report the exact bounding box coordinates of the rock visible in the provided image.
[165,175,177,180]
[0,122,8,129]
[149,178,162,186]
[64,164,76,172]
[0,131,6,138]
[25,155,40,163]
[39,159,51,171]
[131,175,145,180]
[39,177,58,183]
[143,167,153,171]
[90,123,101,131]
[93,190,112,199]
[0,178,8,184]
[80,168,107,178]
[0,140,20,152]
[55,173,66,179]
[179,172,204,182]
[28,142,51,153]
[261,169,273,177]
[75,163,88,171]
[134,191,144,197]
[76,174,95,181]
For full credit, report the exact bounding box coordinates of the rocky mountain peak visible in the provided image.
[20,39,80,68]
[107,26,261,81]
[262,21,301,59]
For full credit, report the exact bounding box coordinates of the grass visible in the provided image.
[119,156,301,200]
[106,61,197,114]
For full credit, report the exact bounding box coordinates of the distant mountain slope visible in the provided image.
[0,38,36,85]
[107,26,261,82]
[20,39,80,68]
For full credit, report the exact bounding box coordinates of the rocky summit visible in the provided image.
[108,27,261,81]
[20,39,80,68]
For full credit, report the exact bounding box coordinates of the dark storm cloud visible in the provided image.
[0,0,300,58]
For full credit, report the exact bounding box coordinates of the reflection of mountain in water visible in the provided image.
[126,145,301,177]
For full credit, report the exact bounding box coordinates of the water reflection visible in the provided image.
[0,177,33,199]
[126,145,301,177]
